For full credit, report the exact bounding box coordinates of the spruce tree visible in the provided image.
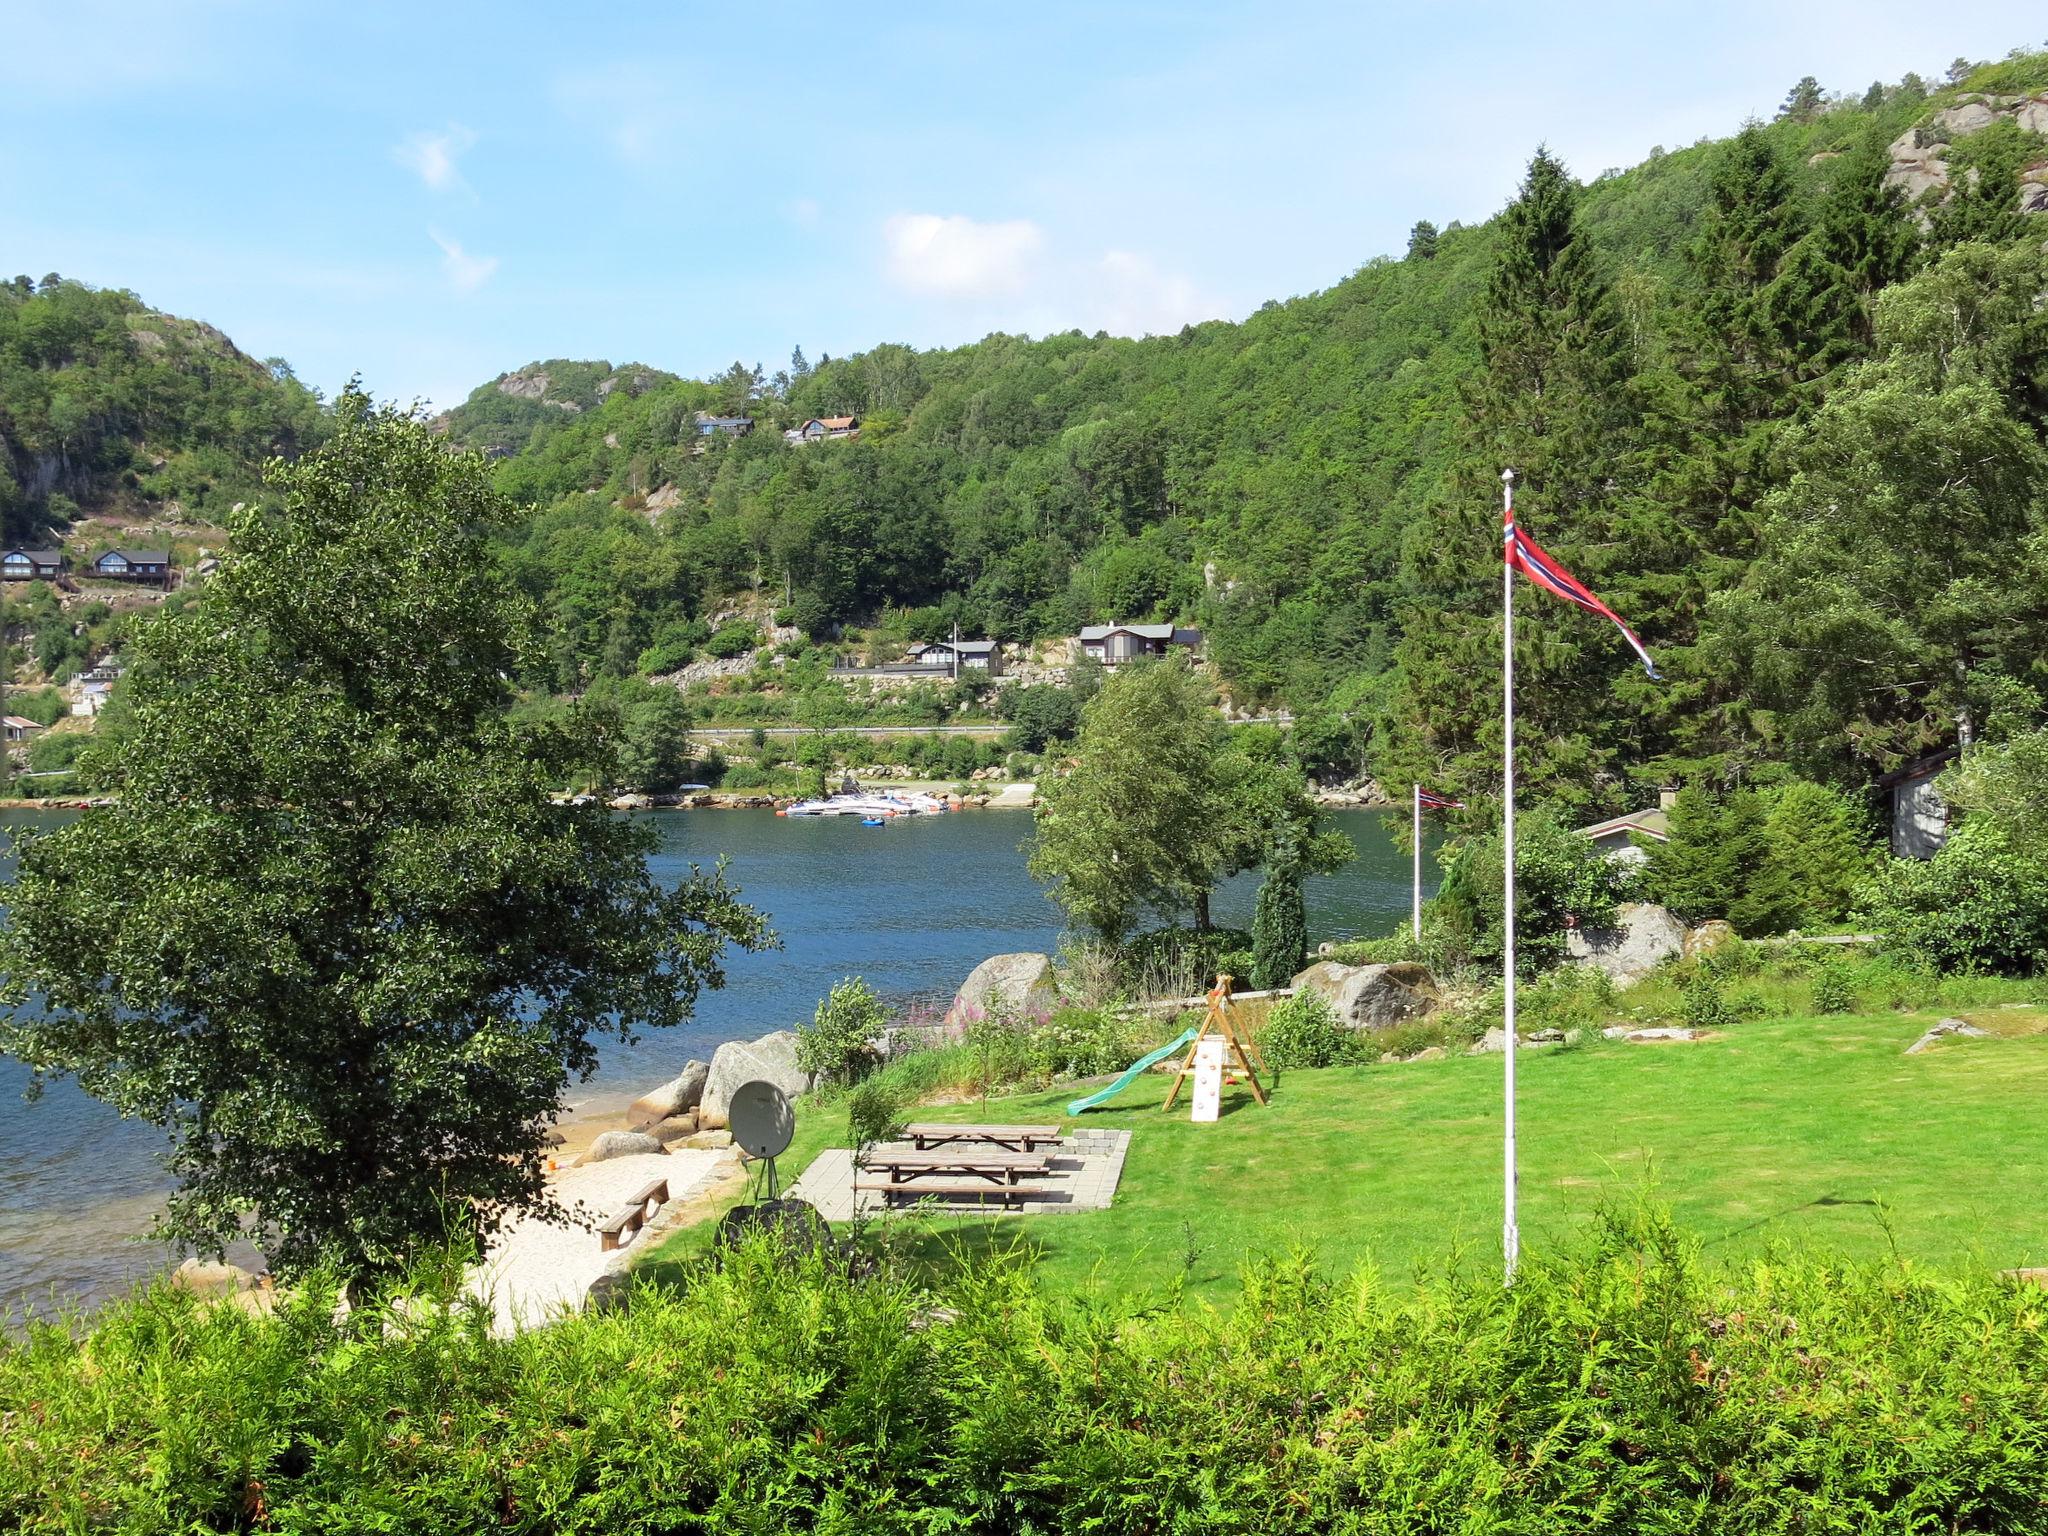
[1250,833,1308,989]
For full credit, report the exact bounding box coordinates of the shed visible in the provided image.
[1874,750,1957,859]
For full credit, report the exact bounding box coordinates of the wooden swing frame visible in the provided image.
[1162,973,1269,1110]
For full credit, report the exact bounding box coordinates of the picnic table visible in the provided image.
[863,1148,1052,1186]
[900,1122,1064,1154]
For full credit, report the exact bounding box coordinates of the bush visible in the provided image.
[1250,854,1307,990]
[845,1077,908,1160]
[1429,809,1630,976]
[1120,926,1253,997]
[12,1209,2046,1532]
[1860,822,2048,974]
[1032,1006,1143,1079]
[704,620,760,659]
[796,977,887,1085]
[1809,960,1854,1014]
[1258,990,1359,1069]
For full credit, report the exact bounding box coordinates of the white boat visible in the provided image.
[781,790,949,819]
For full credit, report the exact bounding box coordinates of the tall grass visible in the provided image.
[5,1208,2046,1531]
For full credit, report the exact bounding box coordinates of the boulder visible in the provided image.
[943,952,1058,1032]
[1683,920,1739,960]
[628,1060,708,1129]
[1290,961,1440,1031]
[1567,903,1685,985]
[1601,1025,1703,1043]
[647,1112,700,1143]
[679,1128,734,1150]
[171,1258,257,1297]
[1905,1017,1991,1055]
[699,1031,812,1128]
[585,1130,665,1163]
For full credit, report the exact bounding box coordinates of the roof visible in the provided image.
[2,547,63,562]
[1875,749,1959,790]
[694,413,753,430]
[1078,622,1178,642]
[1577,807,1671,843]
[99,548,169,564]
[914,638,997,655]
[819,415,858,429]
[3,715,43,729]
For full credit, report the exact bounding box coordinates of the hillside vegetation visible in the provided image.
[9,53,2048,816]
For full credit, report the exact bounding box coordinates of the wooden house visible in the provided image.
[905,639,1001,675]
[1075,623,1204,668]
[784,415,862,445]
[3,715,44,742]
[1,547,64,581]
[91,549,171,582]
[1875,750,1957,859]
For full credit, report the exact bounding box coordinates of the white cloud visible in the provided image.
[394,124,477,193]
[882,213,1045,299]
[879,212,1222,337]
[429,229,497,293]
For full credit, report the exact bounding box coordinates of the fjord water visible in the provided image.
[0,806,1432,1313]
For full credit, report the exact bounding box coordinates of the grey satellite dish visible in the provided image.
[729,1079,796,1199]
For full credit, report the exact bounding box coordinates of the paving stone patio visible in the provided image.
[786,1128,1131,1222]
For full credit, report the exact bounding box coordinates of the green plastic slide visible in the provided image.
[1066,1027,1199,1115]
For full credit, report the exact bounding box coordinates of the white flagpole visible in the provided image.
[1412,782,1422,943]
[1501,467,1520,1286]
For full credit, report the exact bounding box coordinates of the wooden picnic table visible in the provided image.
[901,1122,1063,1154]
[863,1148,1053,1187]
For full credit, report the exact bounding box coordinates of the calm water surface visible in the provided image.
[0,806,1435,1313]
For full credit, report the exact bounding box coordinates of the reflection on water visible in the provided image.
[1,806,1433,1313]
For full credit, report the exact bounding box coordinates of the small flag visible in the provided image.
[1417,788,1465,810]
[1504,506,1661,679]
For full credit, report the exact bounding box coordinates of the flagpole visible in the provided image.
[1501,467,1520,1286]
[1412,782,1422,943]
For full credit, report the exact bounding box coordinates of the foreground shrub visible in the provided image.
[7,1210,2048,1533]
[796,976,886,1085]
[1258,989,1359,1068]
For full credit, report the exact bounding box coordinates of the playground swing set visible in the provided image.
[1066,973,1269,1117]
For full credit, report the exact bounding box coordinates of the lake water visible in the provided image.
[0,806,1434,1314]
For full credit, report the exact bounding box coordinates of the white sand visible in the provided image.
[467,1149,722,1334]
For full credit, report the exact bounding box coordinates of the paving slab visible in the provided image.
[788,1128,1131,1221]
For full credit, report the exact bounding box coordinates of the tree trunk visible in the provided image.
[1194,889,1212,933]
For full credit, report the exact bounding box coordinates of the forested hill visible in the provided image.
[0,277,327,541]
[446,53,2048,813]
[9,50,2048,819]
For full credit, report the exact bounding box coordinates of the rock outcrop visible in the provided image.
[584,1130,666,1163]
[944,952,1058,1031]
[628,1061,708,1129]
[1884,92,2048,216]
[1566,903,1685,985]
[698,1031,812,1128]
[1289,960,1440,1031]
[1683,920,1739,961]
[1905,1017,1991,1055]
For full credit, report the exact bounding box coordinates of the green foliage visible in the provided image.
[1257,988,1359,1069]
[1761,778,1876,925]
[796,976,887,1086]
[1429,808,1630,975]
[1861,822,2048,974]
[11,1212,2048,1531]
[1809,959,1854,1014]
[704,620,758,659]
[1642,784,1798,935]
[4,686,65,725]
[844,1075,907,1159]
[1249,838,1308,989]
[0,391,770,1284]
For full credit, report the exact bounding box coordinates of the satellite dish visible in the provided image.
[729,1080,795,1160]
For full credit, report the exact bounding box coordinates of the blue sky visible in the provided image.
[5,1,2043,410]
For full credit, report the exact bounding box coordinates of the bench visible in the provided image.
[901,1123,1063,1154]
[598,1177,671,1252]
[863,1149,1053,1186]
[853,1179,1033,1211]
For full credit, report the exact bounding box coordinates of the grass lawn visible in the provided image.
[640,1004,2048,1300]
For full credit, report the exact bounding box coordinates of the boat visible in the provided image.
[781,789,950,819]
[860,817,886,828]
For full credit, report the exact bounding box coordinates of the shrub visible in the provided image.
[1120,925,1253,997]
[704,620,759,659]
[1249,853,1307,989]
[845,1077,908,1161]
[796,977,887,1085]
[1258,989,1359,1069]
[1033,1006,1143,1079]
[1859,822,2048,974]
[1522,965,1617,1033]
[1429,809,1629,976]
[1678,968,1733,1032]
[1762,780,1877,926]
[1809,961,1854,1014]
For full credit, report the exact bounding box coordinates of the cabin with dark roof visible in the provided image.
[694,412,754,439]
[1074,623,1204,668]
[1,547,64,581]
[91,549,171,582]
[905,639,1001,674]
[1875,750,1957,859]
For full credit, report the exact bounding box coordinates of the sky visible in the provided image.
[4,1,2044,411]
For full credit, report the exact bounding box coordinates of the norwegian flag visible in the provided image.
[1504,504,1661,679]
[1416,788,1465,811]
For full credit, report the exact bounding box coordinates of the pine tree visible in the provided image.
[1407,220,1439,261]
[1778,76,1824,121]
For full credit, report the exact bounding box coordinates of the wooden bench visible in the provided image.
[901,1123,1063,1154]
[853,1179,1033,1211]
[863,1149,1053,1186]
[598,1177,670,1252]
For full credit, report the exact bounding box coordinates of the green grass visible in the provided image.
[643,1001,2048,1298]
